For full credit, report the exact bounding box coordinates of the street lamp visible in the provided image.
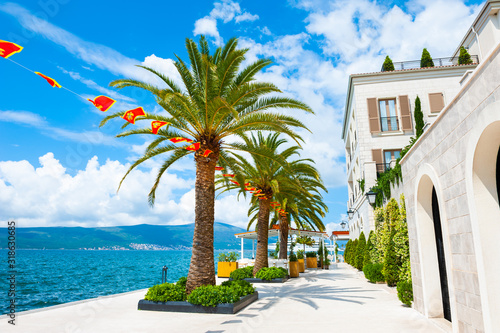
[340,220,347,229]
[367,190,377,206]
[347,209,354,219]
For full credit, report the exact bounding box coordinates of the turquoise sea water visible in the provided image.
[0,249,252,315]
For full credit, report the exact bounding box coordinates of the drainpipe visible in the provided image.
[472,26,483,61]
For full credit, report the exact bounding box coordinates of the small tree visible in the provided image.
[458,46,473,65]
[356,232,366,270]
[420,48,434,68]
[414,96,424,138]
[382,55,395,71]
[363,230,375,268]
[351,239,359,267]
[383,230,400,286]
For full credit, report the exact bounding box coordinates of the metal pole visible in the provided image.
[162,266,168,283]
[252,239,255,259]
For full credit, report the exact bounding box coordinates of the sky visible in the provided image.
[0,0,483,233]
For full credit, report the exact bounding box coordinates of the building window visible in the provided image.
[378,99,399,132]
[384,150,401,164]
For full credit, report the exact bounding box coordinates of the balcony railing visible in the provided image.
[376,163,391,176]
[381,55,479,72]
[380,116,399,132]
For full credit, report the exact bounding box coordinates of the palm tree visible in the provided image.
[99,36,312,293]
[217,132,303,275]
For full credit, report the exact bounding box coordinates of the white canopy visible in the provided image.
[234,227,328,240]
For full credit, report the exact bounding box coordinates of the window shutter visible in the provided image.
[429,93,445,113]
[367,98,380,133]
[372,149,384,174]
[399,95,413,131]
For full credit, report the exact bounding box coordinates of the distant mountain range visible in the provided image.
[1,223,247,250]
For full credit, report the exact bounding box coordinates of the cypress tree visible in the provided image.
[382,55,395,71]
[414,96,424,138]
[420,48,434,68]
[363,231,375,268]
[458,46,472,65]
[356,232,366,270]
[383,230,400,286]
[351,239,358,268]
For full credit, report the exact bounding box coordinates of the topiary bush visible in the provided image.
[255,267,288,281]
[458,46,472,65]
[382,55,395,71]
[144,283,187,302]
[397,280,413,306]
[229,266,254,280]
[355,232,366,270]
[420,48,434,68]
[363,263,385,283]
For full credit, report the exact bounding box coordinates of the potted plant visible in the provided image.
[289,253,299,278]
[305,251,317,269]
[323,257,331,270]
[297,250,305,273]
[217,252,239,278]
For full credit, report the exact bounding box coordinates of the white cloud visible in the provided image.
[235,12,259,23]
[0,153,250,228]
[210,0,241,23]
[193,17,221,44]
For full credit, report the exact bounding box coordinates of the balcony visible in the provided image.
[380,116,399,132]
[381,55,479,72]
[376,163,391,176]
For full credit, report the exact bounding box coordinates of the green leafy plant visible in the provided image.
[363,231,375,268]
[229,266,254,280]
[357,178,365,193]
[297,250,304,259]
[176,276,187,289]
[255,267,288,281]
[305,251,317,258]
[363,263,385,283]
[397,280,413,306]
[221,280,256,298]
[420,48,434,68]
[458,46,472,65]
[144,283,187,302]
[217,251,239,262]
[383,230,400,287]
[289,253,298,262]
[382,55,395,71]
[355,232,366,270]
[414,96,424,138]
[187,285,240,307]
[324,257,331,266]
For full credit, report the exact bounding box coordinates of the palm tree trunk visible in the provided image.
[253,198,270,276]
[279,216,289,259]
[186,152,217,294]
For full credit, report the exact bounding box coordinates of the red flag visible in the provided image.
[169,137,193,143]
[246,187,256,191]
[88,96,116,112]
[223,174,235,178]
[244,183,250,186]
[202,149,213,157]
[186,142,200,151]
[230,180,240,186]
[122,107,145,124]
[254,189,262,194]
[0,40,23,58]
[215,166,224,171]
[35,72,61,88]
[151,121,170,134]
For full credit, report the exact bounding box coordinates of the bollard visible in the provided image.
[162,266,168,283]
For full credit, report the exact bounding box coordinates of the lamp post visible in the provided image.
[347,209,354,220]
[340,220,347,229]
[367,190,377,206]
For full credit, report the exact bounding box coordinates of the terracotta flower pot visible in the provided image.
[289,261,299,277]
[217,262,238,278]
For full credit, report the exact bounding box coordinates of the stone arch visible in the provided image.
[466,112,500,332]
[414,164,456,321]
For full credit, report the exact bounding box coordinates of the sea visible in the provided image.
[0,249,254,315]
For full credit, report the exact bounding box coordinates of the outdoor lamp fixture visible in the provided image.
[367,190,377,206]
[347,209,354,219]
[340,220,347,229]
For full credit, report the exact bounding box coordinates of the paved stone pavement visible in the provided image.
[0,263,447,333]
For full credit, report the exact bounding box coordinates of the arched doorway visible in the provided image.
[416,172,454,320]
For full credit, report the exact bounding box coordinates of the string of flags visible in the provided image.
[0,39,214,156]
[1,40,285,209]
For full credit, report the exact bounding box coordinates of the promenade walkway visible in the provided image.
[0,263,445,333]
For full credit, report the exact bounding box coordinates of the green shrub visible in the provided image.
[397,280,413,306]
[255,267,288,281]
[176,276,187,289]
[305,251,317,258]
[221,280,256,297]
[355,232,366,270]
[363,263,385,283]
[382,55,395,71]
[363,231,375,267]
[187,285,240,307]
[297,250,304,259]
[289,253,298,262]
[229,266,254,280]
[144,283,186,302]
[420,48,434,68]
[383,231,400,287]
[414,96,424,138]
[458,46,472,65]
[217,251,239,262]
[350,239,358,267]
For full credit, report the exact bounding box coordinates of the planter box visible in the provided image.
[217,262,238,278]
[298,259,305,273]
[230,277,289,283]
[138,292,258,314]
[289,261,299,277]
[306,257,317,269]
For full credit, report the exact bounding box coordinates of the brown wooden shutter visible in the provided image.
[429,93,445,113]
[372,149,384,174]
[367,98,380,133]
[399,95,413,131]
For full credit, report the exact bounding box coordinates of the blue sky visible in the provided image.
[0,0,483,231]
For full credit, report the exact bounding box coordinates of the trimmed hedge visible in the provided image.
[230,266,254,280]
[144,282,186,302]
[255,267,288,281]
[397,280,413,307]
[363,263,385,283]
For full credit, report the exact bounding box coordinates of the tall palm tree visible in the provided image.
[217,132,303,275]
[99,36,312,293]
